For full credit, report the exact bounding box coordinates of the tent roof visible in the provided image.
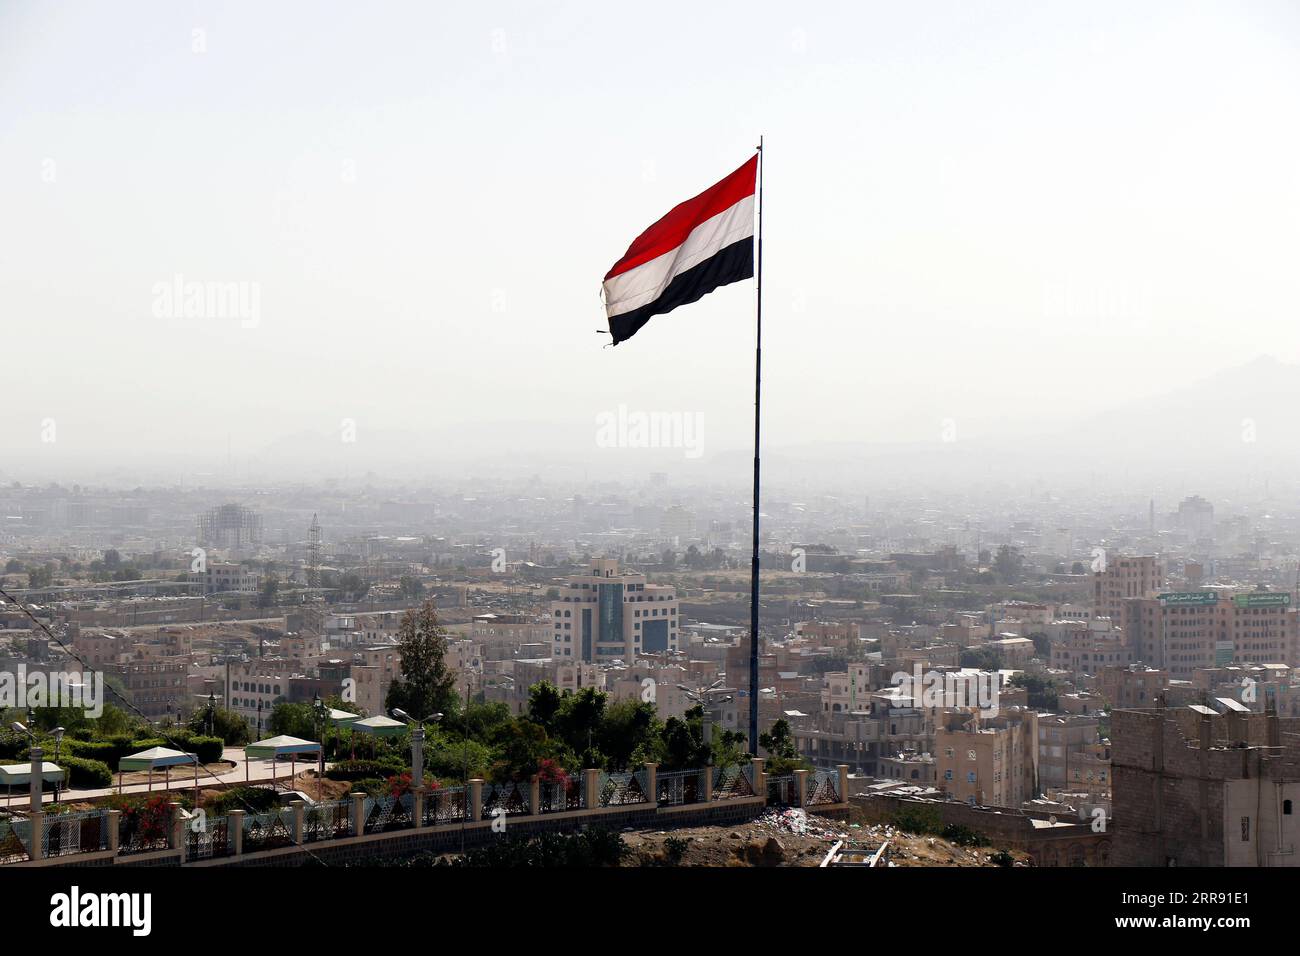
[118,747,197,772]
[244,735,321,759]
[328,708,360,723]
[349,715,407,736]
[0,761,65,785]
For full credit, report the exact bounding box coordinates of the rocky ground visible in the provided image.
[618,808,1030,867]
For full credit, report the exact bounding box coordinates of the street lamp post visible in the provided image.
[51,727,64,804]
[206,692,217,737]
[11,722,41,814]
[312,693,329,801]
[390,708,443,792]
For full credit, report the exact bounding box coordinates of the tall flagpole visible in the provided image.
[749,136,764,755]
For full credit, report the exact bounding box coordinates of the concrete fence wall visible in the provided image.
[8,762,850,868]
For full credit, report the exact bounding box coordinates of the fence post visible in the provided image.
[229,809,245,856]
[702,766,714,803]
[351,792,366,835]
[794,769,809,807]
[583,769,599,809]
[29,810,44,861]
[413,788,425,829]
[291,800,305,843]
[643,762,658,804]
[837,764,849,804]
[528,776,540,816]
[751,757,766,799]
[170,803,185,861]
[107,809,121,852]
[469,779,484,822]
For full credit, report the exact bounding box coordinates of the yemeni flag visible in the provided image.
[602,155,757,345]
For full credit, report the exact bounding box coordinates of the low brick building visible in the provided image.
[1112,699,1300,866]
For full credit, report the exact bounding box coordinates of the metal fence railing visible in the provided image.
[424,786,467,825]
[241,809,295,852]
[118,808,171,856]
[597,771,650,807]
[363,794,416,834]
[766,774,796,806]
[43,810,110,858]
[0,818,30,864]
[712,765,754,800]
[806,770,840,806]
[187,814,233,859]
[480,780,530,817]
[538,775,584,813]
[656,769,706,806]
[304,800,353,842]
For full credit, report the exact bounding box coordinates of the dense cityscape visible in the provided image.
[2,474,1299,875]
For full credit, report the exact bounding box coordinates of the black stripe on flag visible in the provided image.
[609,238,754,345]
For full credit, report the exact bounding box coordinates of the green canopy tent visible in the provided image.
[349,715,406,737]
[326,708,359,761]
[328,708,360,725]
[243,735,322,790]
[117,746,198,797]
[0,761,65,808]
[348,715,407,761]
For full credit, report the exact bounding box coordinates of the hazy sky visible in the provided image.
[3,0,1299,480]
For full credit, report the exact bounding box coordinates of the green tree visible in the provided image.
[960,647,1003,671]
[268,701,316,738]
[385,600,458,721]
[993,544,1023,584]
[258,573,281,609]
[759,718,797,760]
[339,571,369,602]
[595,700,659,771]
[553,687,607,758]
[186,706,250,745]
[399,575,425,600]
[526,681,563,733]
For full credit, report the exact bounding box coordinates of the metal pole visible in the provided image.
[411,725,424,790]
[29,745,42,814]
[748,136,764,755]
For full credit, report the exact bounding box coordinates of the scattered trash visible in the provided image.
[755,808,847,840]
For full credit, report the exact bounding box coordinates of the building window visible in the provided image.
[1285,800,1293,816]
[1241,817,1251,842]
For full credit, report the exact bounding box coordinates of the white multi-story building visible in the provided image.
[550,558,679,663]
[189,561,261,595]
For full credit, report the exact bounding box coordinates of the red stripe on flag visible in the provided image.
[604,155,757,281]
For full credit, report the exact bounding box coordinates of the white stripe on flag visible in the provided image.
[604,194,755,319]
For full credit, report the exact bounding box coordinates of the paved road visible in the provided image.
[1,748,332,808]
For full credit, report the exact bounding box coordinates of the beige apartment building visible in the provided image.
[935,708,1038,808]
[1037,714,1102,793]
[1094,555,1162,624]
[1049,619,1132,676]
[1098,664,1169,710]
[1120,589,1298,678]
